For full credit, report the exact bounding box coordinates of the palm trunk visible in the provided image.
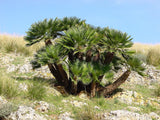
[47,63,63,84]
[102,70,131,96]
[90,81,96,97]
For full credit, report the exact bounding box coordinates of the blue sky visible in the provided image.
[0,0,160,44]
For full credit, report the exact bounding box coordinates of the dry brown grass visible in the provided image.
[131,43,160,55]
[0,34,43,56]
[131,43,160,66]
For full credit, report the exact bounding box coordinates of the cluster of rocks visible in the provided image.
[32,101,54,113]
[112,90,160,107]
[101,110,160,120]
[62,99,88,108]
[8,106,47,120]
[0,96,8,105]
[113,64,160,86]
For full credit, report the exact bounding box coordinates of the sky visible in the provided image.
[0,0,160,44]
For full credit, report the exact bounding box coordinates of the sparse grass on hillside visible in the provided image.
[0,34,43,56]
[131,43,160,66]
[0,73,19,98]
[27,80,47,100]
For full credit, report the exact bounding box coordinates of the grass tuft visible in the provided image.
[0,74,19,98]
[27,81,47,100]
[73,106,101,120]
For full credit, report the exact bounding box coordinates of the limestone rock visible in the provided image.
[33,101,54,113]
[19,63,32,73]
[101,110,159,120]
[126,106,141,112]
[58,112,74,120]
[0,96,7,105]
[113,90,145,105]
[8,106,47,120]
[18,83,28,91]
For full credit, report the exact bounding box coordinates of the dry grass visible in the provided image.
[131,43,160,66]
[0,34,43,56]
[131,43,160,55]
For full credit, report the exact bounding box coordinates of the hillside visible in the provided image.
[0,34,160,120]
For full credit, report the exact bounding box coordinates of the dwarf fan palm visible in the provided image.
[25,17,145,97]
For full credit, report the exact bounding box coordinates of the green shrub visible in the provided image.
[0,75,19,98]
[0,103,18,119]
[147,49,160,66]
[134,53,147,63]
[28,82,47,100]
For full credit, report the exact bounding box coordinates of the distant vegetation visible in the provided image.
[0,34,43,56]
[131,43,160,67]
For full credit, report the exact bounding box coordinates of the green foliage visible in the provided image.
[0,103,18,119]
[127,56,145,76]
[28,81,47,100]
[101,28,133,51]
[59,25,99,53]
[134,53,147,63]
[69,60,111,85]
[24,17,85,46]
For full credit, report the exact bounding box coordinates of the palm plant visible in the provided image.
[24,17,145,97]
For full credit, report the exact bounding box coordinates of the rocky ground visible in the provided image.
[0,52,160,120]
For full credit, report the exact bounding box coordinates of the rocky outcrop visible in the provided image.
[33,101,55,113]
[0,96,7,105]
[112,90,160,107]
[58,112,74,120]
[101,110,160,120]
[8,106,47,120]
